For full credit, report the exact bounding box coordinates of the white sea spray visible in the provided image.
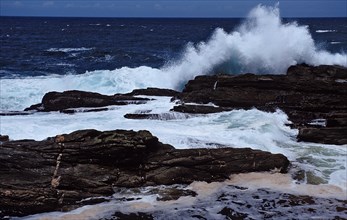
[1,5,346,111]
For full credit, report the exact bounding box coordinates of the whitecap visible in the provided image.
[46,47,94,53]
[316,29,337,33]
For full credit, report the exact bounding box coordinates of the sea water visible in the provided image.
[1,5,347,219]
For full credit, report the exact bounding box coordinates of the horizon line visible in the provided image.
[2,15,346,19]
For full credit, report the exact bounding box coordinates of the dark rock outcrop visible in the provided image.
[125,87,180,97]
[60,107,109,114]
[24,90,150,112]
[84,182,347,220]
[172,104,232,114]
[0,135,9,142]
[297,127,347,145]
[173,64,347,144]
[0,129,289,217]
[0,111,34,116]
[124,112,190,120]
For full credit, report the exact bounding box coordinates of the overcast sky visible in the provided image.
[1,0,346,18]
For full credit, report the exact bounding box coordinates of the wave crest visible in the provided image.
[1,4,346,111]
[168,4,346,78]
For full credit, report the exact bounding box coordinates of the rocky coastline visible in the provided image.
[15,64,347,145]
[173,64,347,145]
[1,64,346,218]
[0,129,289,217]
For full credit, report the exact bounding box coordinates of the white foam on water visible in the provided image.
[46,47,94,52]
[14,173,346,220]
[316,29,337,33]
[2,5,346,111]
[1,96,346,192]
[0,66,169,111]
[2,5,347,219]
[227,172,347,199]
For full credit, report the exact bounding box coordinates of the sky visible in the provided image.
[0,0,346,18]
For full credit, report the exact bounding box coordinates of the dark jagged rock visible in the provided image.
[155,188,197,201]
[124,113,159,120]
[172,104,232,114]
[24,90,150,112]
[0,111,34,116]
[92,183,347,219]
[60,107,109,114]
[0,135,9,142]
[174,64,347,145]
[124,112,190,120]
[125,87,180,97]
[144,147,289,186]
[287,63,347,79]
[0,129,289,217]
[110,212,154,220]
[218,207,248,219]
[298,127,347,145]
[327,117,347,127]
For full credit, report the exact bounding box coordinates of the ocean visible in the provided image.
[1,5,347,220]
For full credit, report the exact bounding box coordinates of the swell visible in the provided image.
[1,5,346,111]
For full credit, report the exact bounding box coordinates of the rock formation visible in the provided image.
[24,90,150,112]
[173,64,347,144]
[125,87,180,97]
[0,129,289,217]
[20,64,346,144]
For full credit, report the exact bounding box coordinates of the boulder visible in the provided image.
[0,129,289,217]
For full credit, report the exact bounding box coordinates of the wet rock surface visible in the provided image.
[24,90,150,112]
[0,129,289,217]
[211,186,347,220]
[0,135,9,142]
[79,184,347,220]
[124,112,191,120]
[20,64,346,145]
[125,87,180,97]
[174,64,347,145]
[171,104,232,114]
[3,64,346,218]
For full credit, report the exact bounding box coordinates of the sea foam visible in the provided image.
[1,5,346,111]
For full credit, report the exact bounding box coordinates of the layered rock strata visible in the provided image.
[0,129,289,217]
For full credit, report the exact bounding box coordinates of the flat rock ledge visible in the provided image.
[0,129,289,217]
[24,90,151,112]
[23,88,179,113]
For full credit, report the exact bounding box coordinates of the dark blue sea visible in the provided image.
[1,16,346,78]
[1,5,347,220]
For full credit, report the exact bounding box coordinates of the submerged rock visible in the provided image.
[0,129,289,217]
[174,64,347,145]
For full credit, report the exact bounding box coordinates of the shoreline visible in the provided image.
[1,63,346,218]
